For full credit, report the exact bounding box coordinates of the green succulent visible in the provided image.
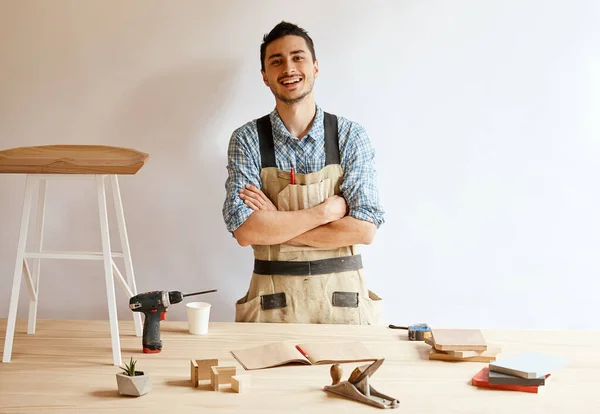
[119,357,138,376]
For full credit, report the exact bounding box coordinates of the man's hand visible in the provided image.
[320,195,348,222]
[283,195,348,248]
[285,195,378,248]
[239,184,277,211]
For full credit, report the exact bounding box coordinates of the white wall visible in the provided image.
[1,0,598,331]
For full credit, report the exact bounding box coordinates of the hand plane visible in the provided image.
[323,359,399,409]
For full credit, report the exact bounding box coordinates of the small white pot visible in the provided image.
[116,371,151,396]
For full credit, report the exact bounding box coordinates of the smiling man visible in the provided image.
[222,21,385,325]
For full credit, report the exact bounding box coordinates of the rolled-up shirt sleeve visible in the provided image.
[222,129,261,233]
[339,123,385,228]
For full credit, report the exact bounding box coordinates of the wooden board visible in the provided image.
[445,349,482,358]
[428,348,499,362]
[430,329,487,351]
[0,145,149,174]
[426,336,490,358]
[446,345,501,358]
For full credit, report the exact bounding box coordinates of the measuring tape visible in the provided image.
[389,323,431,341]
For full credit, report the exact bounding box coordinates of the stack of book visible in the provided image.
[471,352,569,393]
[426,328,501,362]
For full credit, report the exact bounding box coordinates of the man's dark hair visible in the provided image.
[260,21,316,72]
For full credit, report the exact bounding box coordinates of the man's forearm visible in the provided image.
[233,208,328,246]
[287,216,377,249]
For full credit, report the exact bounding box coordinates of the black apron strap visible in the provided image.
[254,255,362,276]
[257,111,340,169]
[323,112,340,165]
[256,115,277,168]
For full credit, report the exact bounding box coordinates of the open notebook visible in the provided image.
[231,341,379,370]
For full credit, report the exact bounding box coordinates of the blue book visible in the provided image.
[489,352,569,379]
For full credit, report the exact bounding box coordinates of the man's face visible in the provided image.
[262,35,318,105]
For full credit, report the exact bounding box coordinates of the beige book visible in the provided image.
[231,341,378,370]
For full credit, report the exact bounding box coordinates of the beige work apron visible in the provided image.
[235,163,383,325]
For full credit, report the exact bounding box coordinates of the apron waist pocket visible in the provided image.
[260,292,287,310]
[253,255,363,276]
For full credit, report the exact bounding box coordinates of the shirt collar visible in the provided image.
[268,104,324,143]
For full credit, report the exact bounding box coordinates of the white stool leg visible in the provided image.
[96,174,122,367]
[3,175,36,363]
[110,175,142,337]
[28,178,46,334]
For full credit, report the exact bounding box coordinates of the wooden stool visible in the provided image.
[0,145,149,366]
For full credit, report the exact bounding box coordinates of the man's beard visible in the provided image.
[272,76,314,105]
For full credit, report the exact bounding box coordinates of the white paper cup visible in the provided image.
[186,302,211,335]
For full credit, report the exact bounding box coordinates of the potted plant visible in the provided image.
[116,357,151,396]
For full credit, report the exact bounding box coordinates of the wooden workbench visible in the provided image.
[0,319,597,413]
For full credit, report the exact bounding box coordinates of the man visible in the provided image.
[222,21,385,324]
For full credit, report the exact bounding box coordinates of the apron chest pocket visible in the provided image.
[276,178,334,253]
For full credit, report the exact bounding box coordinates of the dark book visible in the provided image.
[488,369,549,386]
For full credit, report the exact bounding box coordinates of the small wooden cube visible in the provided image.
[210,366,237,391]
[231,375,251,393]
[190,358,218,387]
[190,360,198,386]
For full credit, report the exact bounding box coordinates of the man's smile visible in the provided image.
[279,76,303,89]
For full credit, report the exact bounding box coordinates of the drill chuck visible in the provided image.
[168,291,183,305]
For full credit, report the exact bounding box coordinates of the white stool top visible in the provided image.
[0,145,149,174]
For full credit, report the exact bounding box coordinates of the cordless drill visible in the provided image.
[129,289,217,353]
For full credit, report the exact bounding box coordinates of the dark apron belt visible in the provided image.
[253,255,362,276]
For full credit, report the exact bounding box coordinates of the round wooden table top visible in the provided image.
[0,145,149,174]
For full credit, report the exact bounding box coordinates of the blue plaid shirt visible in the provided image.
[222,105,385,233]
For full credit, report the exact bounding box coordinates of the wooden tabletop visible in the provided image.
[0,145,149,174]
[0,319,597,413]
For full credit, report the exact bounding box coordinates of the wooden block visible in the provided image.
[231,375,251,393]
[190,360,198,386]
[211,366,237,391]
[190,358,218,387]
[430,329,487,351]
[428,347,499,362]
[197,359,219,381]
